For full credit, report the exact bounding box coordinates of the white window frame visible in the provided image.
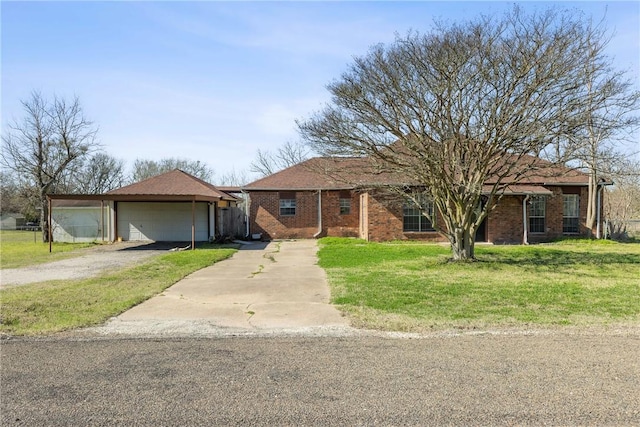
[563,194,580,234]
[403,196,435,232]
[339,198,351,215]
[528,196,546,234]
[279,199,296,216]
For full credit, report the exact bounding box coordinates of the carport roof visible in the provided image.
[48,169,239,203]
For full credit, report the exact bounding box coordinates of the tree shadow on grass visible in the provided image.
[480,247,640,267]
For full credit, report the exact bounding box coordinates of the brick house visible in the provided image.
[242,157,609,244]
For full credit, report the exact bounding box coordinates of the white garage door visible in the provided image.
[117,202,209,242]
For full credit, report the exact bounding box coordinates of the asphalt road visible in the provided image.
[2,331,639,426]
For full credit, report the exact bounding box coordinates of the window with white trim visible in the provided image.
[403,196,435,232]
[528,196,546,233]
[339,190,351,215]
[279,192,296,216]
[563,194,580,233]
[339,198,351,215]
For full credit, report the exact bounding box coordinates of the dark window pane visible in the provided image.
[529,217,545,233]
[339,198,351,215]
[563,217,579,233]
[279,199,296,216]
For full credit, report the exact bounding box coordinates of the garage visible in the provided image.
[117,202,209,242]
[48,169,242,248]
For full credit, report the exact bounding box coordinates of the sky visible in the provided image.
[2,1,639,183]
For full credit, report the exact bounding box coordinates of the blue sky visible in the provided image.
[2,1,639,182]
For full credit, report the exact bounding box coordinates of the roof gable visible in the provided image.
[108,169,235,200]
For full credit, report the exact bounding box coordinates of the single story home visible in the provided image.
[0,213,26,230]
[48,169,242,246]
[242,156,609,244]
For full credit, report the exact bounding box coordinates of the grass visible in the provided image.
[0,247,236,335]
[318,237,640,332]
[1,230,98,269]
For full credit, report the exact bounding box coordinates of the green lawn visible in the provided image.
[318,237,640,332]
[0,247,236,335]
[1,230,97,269]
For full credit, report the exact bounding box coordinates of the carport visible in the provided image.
[47,169,240,251]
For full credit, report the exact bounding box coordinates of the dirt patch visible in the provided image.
[0,242,182,288]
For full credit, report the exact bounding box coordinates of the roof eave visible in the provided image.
[47,194,223,203]
[241,186,357,191]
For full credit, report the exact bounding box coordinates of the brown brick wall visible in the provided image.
[365,190,447,242]
[487,196,524,244]
[248,190,359,239]
[489,186,596,244]
[527,186,595,243]
[321,190,360,238]
[249,186,599,243]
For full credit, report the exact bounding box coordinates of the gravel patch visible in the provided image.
[0,242,174,288]
[77,318,640,340]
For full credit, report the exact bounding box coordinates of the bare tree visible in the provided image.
[130,157,214,183]
[250,140,310,177]
[216,168,250,187]
[604,167,640,240]
[0,170,41,221]
[0,170,22,215]
[72,153,126,194]
[1,92,99,240]
[298,7,619,261]
[566,19,640,236]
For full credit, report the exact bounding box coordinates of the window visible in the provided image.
[339,190,351,215]
[279,192,296,216]
[563,194,580,233]
[339,198,351,215]
[403,196,434,232]
[528,196,546,233]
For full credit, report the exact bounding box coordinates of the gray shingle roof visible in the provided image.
[108,169,236,200]
[242,156,592,191]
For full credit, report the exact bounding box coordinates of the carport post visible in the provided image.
[100,200,105,242]
[48,196,52,253]
[191,198,195,250]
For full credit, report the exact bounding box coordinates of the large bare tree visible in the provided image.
[566,20,640,236]
[298,7,631,261]
[1,92,99,240]
[130,157,214,183]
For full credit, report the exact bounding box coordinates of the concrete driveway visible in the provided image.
[91,240,349,336]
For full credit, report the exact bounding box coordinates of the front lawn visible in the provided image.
[318,237,640,331]
[0,247,236,335]
[0,230,97,269]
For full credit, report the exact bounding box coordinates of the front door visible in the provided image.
[474,198,487,242]
[475,217,487,242]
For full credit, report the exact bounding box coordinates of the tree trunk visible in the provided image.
[40,193,49,243]
[585,171,597,236]
[451,227,476,261]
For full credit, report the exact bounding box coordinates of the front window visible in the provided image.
[279,192,296,216]
[528,196,546,233]
[563,194,579,233]
[403,196,434,232]
[339,198,351,215]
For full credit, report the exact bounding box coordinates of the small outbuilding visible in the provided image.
[0,213,26,230]
[48,169,242,247]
